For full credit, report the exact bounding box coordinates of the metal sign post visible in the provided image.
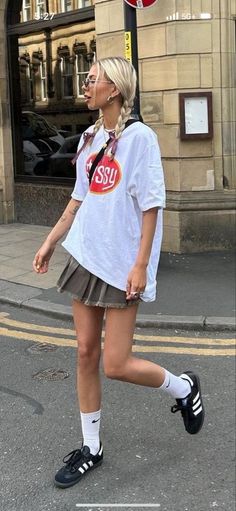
[124,1,140,117]
[124,0,158,117]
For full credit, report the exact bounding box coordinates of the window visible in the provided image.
[22,0,31,21]
[60,57,74,98]
[35,0,46,17]
[19,50,34,103]
[26,63,34,102]
[61,0,73,12]
[77,0,93,8]
[40,62,47,101]
[7,0,96,182]
[76,54,90,97]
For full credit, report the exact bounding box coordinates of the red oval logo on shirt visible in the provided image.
[86,154,122,194]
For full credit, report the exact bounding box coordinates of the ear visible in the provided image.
[109,84,121,100]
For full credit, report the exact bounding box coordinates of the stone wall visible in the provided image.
[14,183,73,226]
[95,0,236,251]
[0,0,15,223]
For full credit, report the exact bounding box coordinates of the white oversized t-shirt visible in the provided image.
[62,121,166,302]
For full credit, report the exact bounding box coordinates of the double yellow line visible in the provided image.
[0,313,235,356]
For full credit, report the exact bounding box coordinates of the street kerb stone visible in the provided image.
[205,316,236,332]
[21,297,73,320]
[0,281,42,305]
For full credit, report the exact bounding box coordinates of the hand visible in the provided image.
[33,240,56,274]
[126,264,146,301]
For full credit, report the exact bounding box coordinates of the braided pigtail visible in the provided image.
[71,114,103,165]
[89,114,104,145]
[108,99,133,160]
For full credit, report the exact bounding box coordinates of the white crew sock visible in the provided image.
[160,369,191,399]
[80,409,101,455]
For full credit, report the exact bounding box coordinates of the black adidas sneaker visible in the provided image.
[171,371,204,434]
[54,443,103,488]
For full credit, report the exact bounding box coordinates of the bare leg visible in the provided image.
[73,300,105,412]
[103,305,165,387]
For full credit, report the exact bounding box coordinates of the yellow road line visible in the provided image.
[0,327,235,356]
[0,312,9,318]
[0,316,75,336]
[132,345,235,356]
[134,335,235,346]
[0,317,234,346]
[0,327,76,347]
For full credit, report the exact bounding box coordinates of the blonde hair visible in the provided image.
[88,57,137,158]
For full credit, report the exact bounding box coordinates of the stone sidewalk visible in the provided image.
[0,223,235,331]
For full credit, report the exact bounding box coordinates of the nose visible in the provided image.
[82,80,89,91]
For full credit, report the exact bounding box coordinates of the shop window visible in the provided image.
[60,125,73,137]
[8,0,96,182]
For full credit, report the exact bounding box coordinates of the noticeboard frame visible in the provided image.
[179,92,213,140]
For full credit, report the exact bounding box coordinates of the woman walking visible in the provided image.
[33,56,204,489]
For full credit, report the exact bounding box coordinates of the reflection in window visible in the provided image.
[77,0,93,7]
[22,0,31,21]
[19,51,34,104]
[61,0,73,11]
[60,57,74,98]
[40,62,47,100]
[76,54,90,97]
[35,0,46,17]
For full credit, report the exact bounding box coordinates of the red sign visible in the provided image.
[124,0,157,8]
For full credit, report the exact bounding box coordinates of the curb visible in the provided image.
[0,292,235,332]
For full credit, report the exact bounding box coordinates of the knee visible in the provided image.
[103,357,126,380]
[77,340,100,369]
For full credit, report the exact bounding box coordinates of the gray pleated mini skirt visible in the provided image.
[57,256,140,308]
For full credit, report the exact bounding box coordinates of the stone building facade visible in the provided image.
[0,0,235,252]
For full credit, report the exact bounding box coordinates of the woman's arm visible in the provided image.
[46,198,82,246]
[135,207,159,268]
[33,198,82,273]
[126,207,158,299]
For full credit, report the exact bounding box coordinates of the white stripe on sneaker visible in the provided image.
[193,399,201,411]
[180,374,194,387]
[88,460,93,467]
[193,392,200,404]
[194,405,202,416]
[83,463,89,470]
[79,467,85,474]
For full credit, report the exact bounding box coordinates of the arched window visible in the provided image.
[7,0,97,182]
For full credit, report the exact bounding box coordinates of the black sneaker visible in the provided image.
[171,371,204,435]
[54,443,103,488]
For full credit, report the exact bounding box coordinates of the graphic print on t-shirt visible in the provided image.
[86,153,122,194]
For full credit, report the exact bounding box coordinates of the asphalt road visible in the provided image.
[0,304,235,511]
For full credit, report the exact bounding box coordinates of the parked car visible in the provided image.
[34,133,82,178]
[22,111,66,175]
[22,111,65,148]
[23,140,48,175]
